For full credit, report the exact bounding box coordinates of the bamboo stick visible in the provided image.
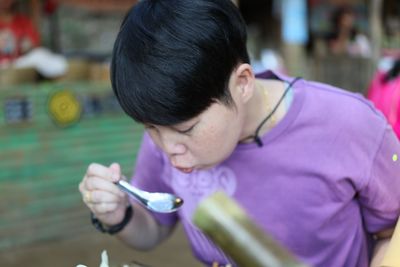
[380,217,400,267]
[193,191,308,267]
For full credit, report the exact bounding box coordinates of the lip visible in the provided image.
[176,167,194,173]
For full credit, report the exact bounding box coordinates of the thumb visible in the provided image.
[109,162,121,182]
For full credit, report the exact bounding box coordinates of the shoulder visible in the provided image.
[306,80,382,117]
[12,14,35,27]
[300,79,388,141]
[257,71,387,134]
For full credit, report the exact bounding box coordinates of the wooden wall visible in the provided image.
[309,55,373,94]
[0,81,143,250]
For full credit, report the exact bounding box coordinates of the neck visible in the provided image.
[239,79,285,143]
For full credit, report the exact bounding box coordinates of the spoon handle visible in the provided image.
[116,180,147,206]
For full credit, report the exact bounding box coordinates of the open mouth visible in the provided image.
[176,167,194,173]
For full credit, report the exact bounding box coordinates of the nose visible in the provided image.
[159,131,187,156]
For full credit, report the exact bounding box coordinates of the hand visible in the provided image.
[79,163,129,226]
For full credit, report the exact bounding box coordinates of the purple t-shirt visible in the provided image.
[131,71,400,267]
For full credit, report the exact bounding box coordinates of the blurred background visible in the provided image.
[0,0,399,266]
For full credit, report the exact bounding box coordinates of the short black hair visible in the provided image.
[111,0,249,125]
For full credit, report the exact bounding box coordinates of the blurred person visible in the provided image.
[368,57,400,139]
[325,5,371,57]
[79,1,400,266]
[0,0,40,65]
[0,0,67,79]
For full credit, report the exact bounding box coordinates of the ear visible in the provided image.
[233,63,255,103]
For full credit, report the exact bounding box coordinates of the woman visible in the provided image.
[79,1,400,266]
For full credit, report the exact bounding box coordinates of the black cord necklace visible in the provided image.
[241,77,301,147]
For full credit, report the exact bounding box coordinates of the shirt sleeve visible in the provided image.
[23,17,40,47]
[15,15,41,50]
[131,132,179,226]
[359,123,400,233]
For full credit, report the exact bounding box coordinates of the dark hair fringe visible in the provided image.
[111,0,249,125]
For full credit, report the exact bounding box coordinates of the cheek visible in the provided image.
[194,120,238,155]
[191,128,218,151]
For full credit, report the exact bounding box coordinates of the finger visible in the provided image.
[82,193,93,214]
[92,202,120,214]
[79,181,92,202]
[84,190,92,203]
[86,163,119,182]
[79,181,85,194]
[88,190,125,204]
[84,176,125,198]
[109,162,121,179]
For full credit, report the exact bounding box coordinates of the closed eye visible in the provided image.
[144,124,157,131]
[177,125,195,134]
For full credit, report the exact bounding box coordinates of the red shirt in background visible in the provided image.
[368,69,400,139]
[0,14,40,63]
